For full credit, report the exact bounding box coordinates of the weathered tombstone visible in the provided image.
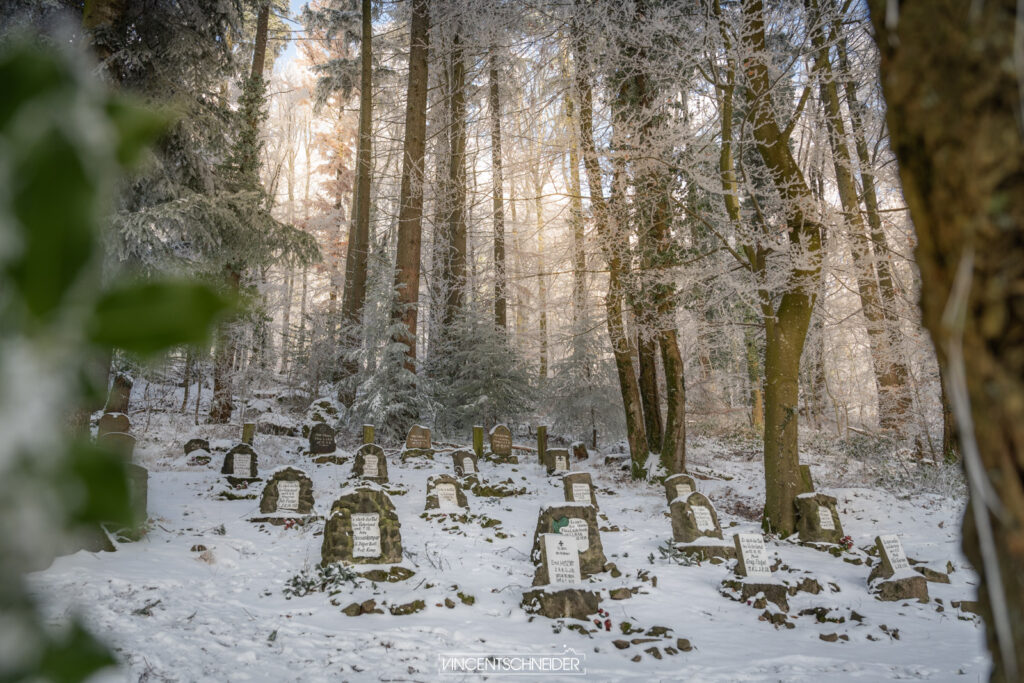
[99,432,136,461]
[869,534,929,602]
[537,533,582,585]
[221,443,258,479]
[259,467,315,515]
[183,438,210,456]
[521,532,603,620]
[670,492,723,543]
[472,426,484,458]
[406,424,431,450]
[545,448,570,475]
[362,424,375,445]
[125,463,148,530]
[103,373,132,413]
[664,473,698,505]
[537,425,548,465]
[530,503,606,582]
[321,485,402,565]
[424,474,468,512]
[794,492,845,544]
[489,424,512,457]
[308,422,337,454]
[452,449,479,478]
[241,422,256,445]
[352,443,388,483]
[97,413,130,438]
[733,533,773,578]
[561,472,598,508]
[571,441,588,461]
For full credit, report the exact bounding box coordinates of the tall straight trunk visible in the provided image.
[440,34,467,330]
[489,49,507,332]
[340,0,373,379]
[279,269,292,373]
[534,171,548,381]
[637,337,662,452]
[249,3,269,80]
[744,324,764,429]
[740,0,821,535]
[870,2,1024,678]
[573,12,649,473]
[392,0,430,370]
[181,349,193,413]
[809,1,910,429]
[565,84,586,329]
[210,266,241,423]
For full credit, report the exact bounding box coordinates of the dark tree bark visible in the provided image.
[440,33,467,330]
[489,49,507,332]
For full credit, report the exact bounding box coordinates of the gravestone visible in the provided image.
[452,449,479,478]
[531,503,606,584]
[97,412,130,438]
[241,422,256,445]
[869,534,929,602]
[103,373,132,413]
[561,472,598,508]
[362,424,375,445]
[352,443,388,483]
[221,443,258,479]
[545,448,570,475]
[472,426,484,458]
[405,425,432,451]
[259,467,315,515]
[538,533,581,585]
[794,492,844,544]
[489,424,512,457]
[424,474,468,512]
[321,485,402,565]
[125,463,148,531]
[669,492,723,543]
[99,432,137,461]
[183,438,210,456]
[733,533,773,578]
[663,473,698,505]
[571,442,588,461]
[537,425,548,466]
[308,423,337,455]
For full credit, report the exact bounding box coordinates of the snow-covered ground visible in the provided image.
[28,413,989,681]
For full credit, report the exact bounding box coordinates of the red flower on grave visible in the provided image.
[840,535,854,550]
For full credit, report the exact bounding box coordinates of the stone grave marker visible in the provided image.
[545,448,570,475]
[539,533,582,585]
[221,443,258,479]
[794,492,844,544]
[352,443,388,483]
[308,423,337,454]
[97,412,130,438]
[362,424,375,445]
[424,474,468,512]
[125,463,148,530]
[537,425,548,465]
[405,425,432,451]
[489,424,512,457]
[259,467,315,515]
[663,473,698,505]
[733,533,773,578]
[869,534,929,601]
[321,485,402,565]
[99,432,137,461]
[571,442,588,461]
[472,425,484,457]
[241,422,256,445]
[452,449,479,478]
[670,492,723,542]
[531,503,606,583]
[561,472,598,508]
[183,438,210,455]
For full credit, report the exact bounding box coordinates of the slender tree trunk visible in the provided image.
[534,171,548,381]
[210,266,241,423]
[441,34,467,329]
[870,2,1024,678]
[565,84,586,330]
[489,49,507,332]
[181,349,192,413]
[392,0,430,370]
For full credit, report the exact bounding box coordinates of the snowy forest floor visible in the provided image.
[28,396,988,681]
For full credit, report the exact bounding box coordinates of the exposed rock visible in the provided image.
[521,588,601,620]
[321,485,402,565]
[669,492,723,543]
[530,503,607,584]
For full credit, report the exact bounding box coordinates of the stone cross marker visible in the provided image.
[424,474,468,512]
[406,425,431,450]
[308,423,336,454]
[489,424,512,456]
[542,533,582,585]
[663,473,698,505]
[734,532,773,578]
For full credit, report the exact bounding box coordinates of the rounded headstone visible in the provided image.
[352,443,388,483]
[562,472,598,508]
[321,486,402,565]
[664,473,698,505]
[669,491,723,543]
[308,422,337,454]
[97,412,131,438]
[489,424,512,457]
[259,467,315,515]
[221,443,258,478]
[451,449,479,478]
[184,438,210,456]
[424,474,468,511]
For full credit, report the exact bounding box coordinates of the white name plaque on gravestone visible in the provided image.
[817,506,836,530]
[351,513,381,558]
[554,455,568,471]
[233,453,251,478]
[543,534,582,584]
[675,483,693,499]
[463,457,476,474]
[277,480,300,512]
[362,454,379,478]
[559,517,590,552]
[435,483,459,511]
[879,534,910,570]
[736,532,772,577]
[691,505,716,532]
[571,483,590,503]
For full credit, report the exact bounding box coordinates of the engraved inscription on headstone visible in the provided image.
[351,513,381,558]
[559,517,590,552]
[490,425,512,456]
[435,483,459,511]
[736,533,772,577]
[406,425,431,450]
[277,480,300,511]
[308,423,336,454]
[691,505,715,532]
[817,506,836,531]
[675,483,693,499]
[879,534,910,571]
[362,454,379,478]
[554,454,568,471]
[571,483,590,503]
[233,452,252,478]
[462,456,477,474]
[543,534,582,585]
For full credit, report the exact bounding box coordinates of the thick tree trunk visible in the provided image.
[391,0,430,370]
[637,336,662,452]
[441,34,467,330]
[869,2,1024,678]
[489,50,507,332]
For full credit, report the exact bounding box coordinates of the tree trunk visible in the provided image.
[489,49,507,332]
[565,82,586,330]
[637,336,662,452]
[391,0,430,370]
[439,34,467,330]
[869,2,1024,677]
[535,171,548,382]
